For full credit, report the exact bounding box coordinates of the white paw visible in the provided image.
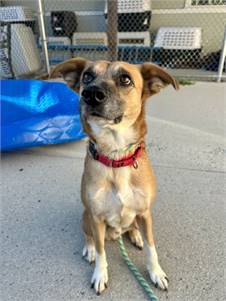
[91,266,108,295]
[82,244,96,263]
[129,230,144,250]
[148,264,169,290]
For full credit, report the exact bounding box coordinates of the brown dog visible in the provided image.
[49,58,179,294]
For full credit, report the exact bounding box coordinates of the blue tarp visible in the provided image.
[0,80,86,151]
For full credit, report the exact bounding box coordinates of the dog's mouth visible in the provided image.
[90,112,123,124]
[80,96,124,125]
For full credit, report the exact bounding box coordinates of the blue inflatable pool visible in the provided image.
[0,80,86,151]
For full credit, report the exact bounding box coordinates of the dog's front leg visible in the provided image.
[90,216,108,294]
[139,211,169,290]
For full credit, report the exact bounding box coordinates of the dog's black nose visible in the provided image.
[81,86,106,106]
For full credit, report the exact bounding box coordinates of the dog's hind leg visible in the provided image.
[82,210,96,264]
[128,218,144,250]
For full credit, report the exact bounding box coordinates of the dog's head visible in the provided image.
[49,58,179,134]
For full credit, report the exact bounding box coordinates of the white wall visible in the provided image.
[2,0,105,11]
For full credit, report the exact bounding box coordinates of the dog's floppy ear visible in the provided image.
[140,63,179,98]
[48,57,88,91]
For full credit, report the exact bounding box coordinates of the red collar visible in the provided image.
[89,141,144,169]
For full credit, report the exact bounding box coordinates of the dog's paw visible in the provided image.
[91,266,108,295]
[128,229,144,250]
[82,244,96,264]
[148,264,169,290]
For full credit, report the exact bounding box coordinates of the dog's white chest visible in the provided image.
[105,188,136,230]
[90,167,147,232]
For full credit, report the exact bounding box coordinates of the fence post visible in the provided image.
[37,0,50,73]
[107,0,118,61]
[217,26,226,82]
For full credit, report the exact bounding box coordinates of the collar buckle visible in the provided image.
[89,141,98,160]
[132,158,139,169]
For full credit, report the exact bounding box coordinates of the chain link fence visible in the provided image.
[0,0,226,81]
[0,3,43,78]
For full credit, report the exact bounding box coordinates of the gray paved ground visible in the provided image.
[1,82,226,301]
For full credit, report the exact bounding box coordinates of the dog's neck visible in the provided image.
[87,118,146,160]
[87,123,138,159]
[90,136,142,161]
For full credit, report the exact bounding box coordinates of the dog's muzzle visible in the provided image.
[81,85,124,124]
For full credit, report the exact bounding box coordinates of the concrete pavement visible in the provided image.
[1,82,226,301]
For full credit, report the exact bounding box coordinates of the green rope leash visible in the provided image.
[117,236,159,301]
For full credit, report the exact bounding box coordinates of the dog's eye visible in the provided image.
[83,72,94,84]
[119,74,132,86]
